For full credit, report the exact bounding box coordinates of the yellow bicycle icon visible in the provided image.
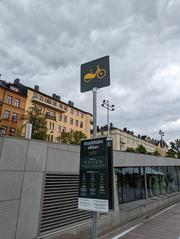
[84,65,106,83]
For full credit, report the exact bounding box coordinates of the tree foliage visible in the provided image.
[135,144,147,154]
[153,150,161,156]
[166,139,180,158]
[25,108,47,140]
[126,147,136,153]
[57,130,87,145]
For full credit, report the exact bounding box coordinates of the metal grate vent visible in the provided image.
[40,174,92,234]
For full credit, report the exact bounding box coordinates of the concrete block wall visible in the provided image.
[0,137,46,239]
[1,136,180,239]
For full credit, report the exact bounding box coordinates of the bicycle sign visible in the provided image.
[81,56,110,92]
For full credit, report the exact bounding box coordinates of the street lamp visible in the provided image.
[159,130,164,149]
[101,100,115,137]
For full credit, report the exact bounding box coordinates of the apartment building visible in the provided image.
[24,85,92,142]
[0,80,27,136]
[97,125,168,155]
[0,79,92,141]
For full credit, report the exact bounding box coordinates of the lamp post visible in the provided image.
[159,130,164,153]
[101,100,115,137]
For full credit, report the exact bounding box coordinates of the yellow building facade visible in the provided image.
[0,80,27,136]
[25,86,92,142]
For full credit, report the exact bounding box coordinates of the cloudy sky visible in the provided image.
[0,0,180,142]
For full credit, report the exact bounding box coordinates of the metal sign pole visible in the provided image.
[92,87,97,239]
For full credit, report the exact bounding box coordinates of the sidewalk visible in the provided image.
[101,202,180,239]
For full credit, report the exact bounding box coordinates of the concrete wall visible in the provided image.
[0,136,180,239]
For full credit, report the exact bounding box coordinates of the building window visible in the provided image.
[63,115,67,123]
[3,110,10,120]
[14,98,20,108]
[80,121,83,128]
[64,106,68,112]
[33,93,38,99]
[71,108,74,114]
[75,120,78,127]
[39,95,44,101]
[70,118,73,125]
[50,135,53,142]
[59,114,62,121]
[53,101,57,106]
[80,112,84,118]
[62,127,66,132]
[12,113,18,122]
[1,126,7,135]
[57,125,61,133]
[9,127,16,136]
[6,95,12,105]
[75,110,79,116]
[49,122,55,131]
[59,103,63,109]
[46,98,52,104]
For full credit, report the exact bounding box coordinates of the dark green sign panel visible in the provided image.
[80,56,110,93]
[78,137,114,212]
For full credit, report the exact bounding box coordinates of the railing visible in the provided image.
[32,96,66,113]
[45,113,56,121]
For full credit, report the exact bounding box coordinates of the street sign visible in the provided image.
[80,56,110,93]
[78,137,113,212]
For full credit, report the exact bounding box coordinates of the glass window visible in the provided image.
[33,93,38,99]
[12,113,18,122]
[1,126,8,135]
[6,95,12,105]
[59,114,62,121]
[64,106,68,112]
[80,112,84,118]
[3,110,10,120]
[75,110,79,116]
[75,120,78,127]
[9,127,16,136]
[70,118,73,125]
[59,103,63,109]
[80,121,83,128]
[46,98,52,104]
[63,115,67,123]
[62,127,66,132]
[39,95,44,101]
[14,98,20,108]
[53,101,57,106]
[71,108,74,114]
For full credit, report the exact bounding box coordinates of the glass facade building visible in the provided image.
[115,166,180,204]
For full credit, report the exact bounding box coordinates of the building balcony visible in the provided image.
[32,96,66,113]
[45,113,56,121]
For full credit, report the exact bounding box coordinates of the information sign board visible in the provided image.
[78,137,113,212]
[80,56,110,93]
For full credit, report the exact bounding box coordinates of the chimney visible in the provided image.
[34,85,39,91]
[56,95,60,101]
[14,78,20,85]
[68,100,74,107]
[52,93,56,99]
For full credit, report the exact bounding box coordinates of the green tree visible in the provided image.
[153,150,161,156]
[166,149,176,158]
[135,145,147,154]
[126,147,136,153]
[57,130,87,145]
[166,139,180,158]
[25,108,47,140]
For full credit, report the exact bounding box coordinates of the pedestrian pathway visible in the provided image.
[101,202,180,239]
